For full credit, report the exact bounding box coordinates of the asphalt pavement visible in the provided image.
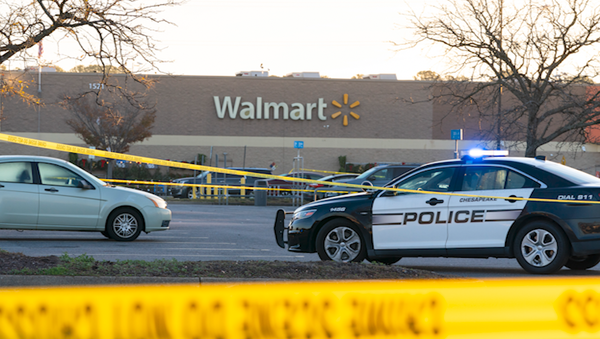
[1,202,600,287]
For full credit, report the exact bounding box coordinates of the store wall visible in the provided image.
[1,72,599,174]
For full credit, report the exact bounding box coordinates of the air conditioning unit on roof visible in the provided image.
[362,74,397,80]
[236,71,269,77]
[285,72,320,78]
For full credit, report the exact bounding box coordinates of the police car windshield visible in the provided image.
[540,161,600,185]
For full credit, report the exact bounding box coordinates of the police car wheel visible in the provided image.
[186,188,196,199]
[368,257,402,265]
[316,219,366,263]
[564,254,600,270]
[514,221,570,274]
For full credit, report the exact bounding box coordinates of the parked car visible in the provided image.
[303,173,360,201]
[275,152,600,274]
[319,164,419,197]
[171,167,272,198]
[263,171,326,196]
[0,155,171,241]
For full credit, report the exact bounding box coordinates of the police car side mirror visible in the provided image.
[381,190,397,197]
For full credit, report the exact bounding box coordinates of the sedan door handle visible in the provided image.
[426,198,444,206]
[0,184,4,188]
[505,195,521,203]
[45,187,59,192]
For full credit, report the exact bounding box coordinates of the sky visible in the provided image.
[15,0,449,80]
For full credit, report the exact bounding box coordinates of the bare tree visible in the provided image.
[69,64,124,73]
[63,93,156,155]
[0,0,179,104]
[402,0,600,157]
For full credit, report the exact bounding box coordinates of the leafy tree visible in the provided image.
[63,93,156,154]
[403,0,600,156]
[414,70,441,81]
[351,74,364,79]
[0,0,179,104]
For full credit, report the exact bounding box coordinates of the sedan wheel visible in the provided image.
[106,208,143,241]
[514,221,569,274]
[316,219,366,263]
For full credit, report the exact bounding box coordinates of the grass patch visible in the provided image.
[4,253,447,280]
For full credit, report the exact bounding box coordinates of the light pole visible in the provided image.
[496,0,503,150]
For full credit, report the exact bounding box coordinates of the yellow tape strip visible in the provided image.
[102,179,318,193]
[1,278,600,339]
[288,168,355,175]
[2,133,598,204]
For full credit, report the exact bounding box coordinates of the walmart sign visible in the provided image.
[214,96,328,121]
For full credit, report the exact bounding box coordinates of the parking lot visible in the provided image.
[1,202,600,278]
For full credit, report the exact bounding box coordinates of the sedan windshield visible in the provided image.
[356,167,381,180]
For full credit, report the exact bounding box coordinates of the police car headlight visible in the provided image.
[294,209,317,220]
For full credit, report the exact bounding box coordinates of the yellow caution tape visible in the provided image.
[1,133,598,204]
[289,168,355,175]
[102,179,327,194]
[2,278,600,339]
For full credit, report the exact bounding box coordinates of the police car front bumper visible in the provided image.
[274,209,287,248]
[273,209,315,252]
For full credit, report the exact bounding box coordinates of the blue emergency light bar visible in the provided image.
[461,149,509,158]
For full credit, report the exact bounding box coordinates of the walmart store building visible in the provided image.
[2,71,600,175]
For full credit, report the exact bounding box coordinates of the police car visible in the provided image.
[274,151,600,274]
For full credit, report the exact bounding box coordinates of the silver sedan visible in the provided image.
[0,155,171,241]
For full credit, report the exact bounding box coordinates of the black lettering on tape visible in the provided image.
[348,293,445,337]
[111,302,173,339]
[242,295,335,339]
[556,290,600,333]
[181,299,226,339]
[0,302,99,339]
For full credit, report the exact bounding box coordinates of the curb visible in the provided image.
[0,275,286,287]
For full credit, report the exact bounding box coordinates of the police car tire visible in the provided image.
[564,254,600,270]
[186,188,194,199]
[368,257,402,265]
[316,219,366,263]
[513,221,570,274]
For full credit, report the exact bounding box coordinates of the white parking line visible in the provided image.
[154,242,237,245]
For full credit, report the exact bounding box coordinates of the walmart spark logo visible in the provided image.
[331,94,360,126]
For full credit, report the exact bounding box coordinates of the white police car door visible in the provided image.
[372,167,457,249]
[446,165,539,248]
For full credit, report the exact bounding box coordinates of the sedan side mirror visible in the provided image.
[77,179,93,189]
